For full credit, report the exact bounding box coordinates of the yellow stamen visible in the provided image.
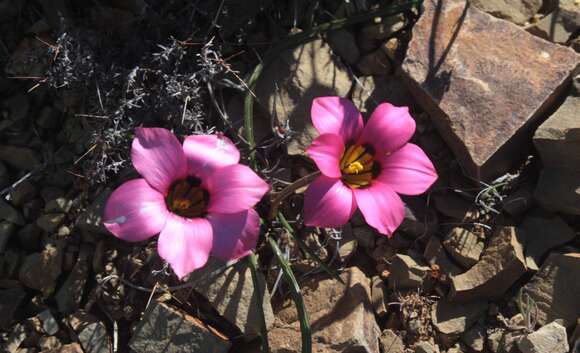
[339,144,376,188]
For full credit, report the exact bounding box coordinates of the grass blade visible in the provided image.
[268,237,311,353]
[247,253,270,353]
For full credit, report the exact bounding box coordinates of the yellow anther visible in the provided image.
[343,161,365,175]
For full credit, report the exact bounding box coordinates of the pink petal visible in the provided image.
[131,127,187,193]
[303,175,356,228]
[353,182,405,236]
[358,103,416,154]
[183,134,240,178]
[306,133,344,178]
[206,164,269,214]
[103,179,169,242]
[311,97,364,144]
[157,214,213,279]
[208,209,260,261]
[376,143,438,195]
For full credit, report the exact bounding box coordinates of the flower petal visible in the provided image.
[311,97,364,144]
[303,175,356,228]
[183,134,240,178]
[157,214,213,279]
[131,127,187,193]
[103,179,169,242]
[376,143,438,195]
[306,133,344,178]
[358,103,416,154]
[353,182,405,236]
[208,209,260,261]
[206,164,269,214]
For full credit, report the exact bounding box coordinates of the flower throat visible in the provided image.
[166,176,209,218]
[340,144,379,188]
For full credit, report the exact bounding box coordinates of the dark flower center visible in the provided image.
[166,176,209,218]
[340,144,379,188]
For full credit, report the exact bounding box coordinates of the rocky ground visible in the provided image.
[0,0,579,353]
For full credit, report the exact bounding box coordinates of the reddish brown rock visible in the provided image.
[450,226,527,302]
[401,0,580,181]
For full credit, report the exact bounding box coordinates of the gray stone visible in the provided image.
[10,180,36,206]
[255,38,352,155]
[471,0,542,25]
[38,336,62,351]
[432,299,487,340]
[356,49,392,76]
[17,223,41,252]
[414,341,440,353]
[533,94,580,169]
[352,226,376,249]
[45,198,73,214]
[76,189,111,235]
[519,214,575,270]
[517,321,569,353]
[443,228,484,268]
[129,301,230,353]
[55,245,91,314]
[461,324,486,352]
[0,220,16,252]
[0,145,40,171]
[270,267,380,353]
[0,287,26,330]
[450,226,527,302]
[189,257,274,337]
[19,241,63,294]
[36,213,66,233]
[0,199,25,225]
[351,74,414,115]
[423,236,463,276]
[5,323,27,353]
[401,0,580,181]
[41,343,83,353]
[528,5,580,44]
[38,309,59,335]
[371,276,387,317]
[501,188,533,218]
[358,14,406,52]
[335,223,358,263]
[327,29,360,64]
[68,312,111,353]
[40,187,65,203]
[523,252,580,327]
[389,254,430,289]
[380,329,405,353]
[534,167,580,215]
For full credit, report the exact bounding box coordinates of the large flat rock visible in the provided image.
[401,0,579,180]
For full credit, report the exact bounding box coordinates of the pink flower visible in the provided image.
[103,128,269,279]
[304,97,437,236]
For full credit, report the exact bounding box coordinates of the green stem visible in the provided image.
[268,237,311,353]
[268,171,320,220]
[247,253,270,353]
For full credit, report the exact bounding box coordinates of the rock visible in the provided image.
[423,236,462,276]
[519,213,575,270]
[0,199,25,225]
[255,38,352,155]
[10,180,36,206]
[68,312,111,353]
[19,241,63,294]
[486,329,504,353]
[38,336,61,351]
[76,189,111,235]
[270,267,380,353]
[432,299,487,342]
[0,161,8,188]
[399,197,438,238]
[327,29,360,64]
[5,323,27,353]
[41,343,83,353]
[36,213,66,233]
[4,20,51,77]
[470,0,542,24]
[371,276,387,317]
[501,188,533,218]
[528,5,580,44]
[534,167,580,215]
[352,226,376,248]
[129,301,230,353]
[188,257,274,337]
[533,93,580,169]
[461,324,486,352]
[523,252,580,327]
[0,220,16,252]
[17,223,42,252]
[517,321,569,353]
[335,223,358,263]
[414,341,440,353]
[0,287,26,330]
[356,49,392,76]
[432,193,479,221]
[40,187,65,203]
[381,37,402,62]
[389,254,430,289]
[380,329,405,353]
[44,198,73,214]
[358,14,406,52]
[0,145,41,171]
[55,245,91,314]
[450,226,527,302]
[351,74,414,114]
[401,0,580,181]
[38,309,59,335]
[443,228,484,268]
